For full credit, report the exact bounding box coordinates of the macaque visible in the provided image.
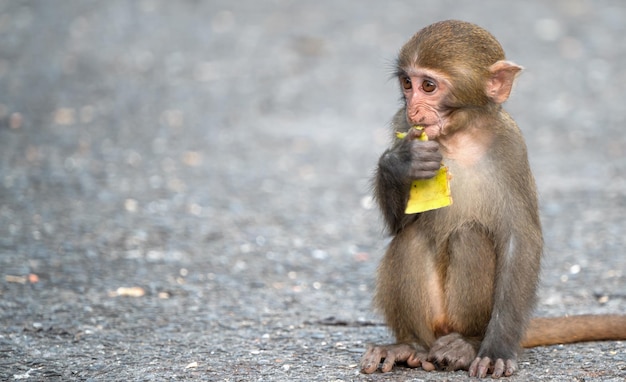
[361,20,626,378]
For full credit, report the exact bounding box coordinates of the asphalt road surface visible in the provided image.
[0,1,625,381]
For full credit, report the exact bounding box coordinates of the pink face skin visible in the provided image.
[399,66,498,167]
[398,67,450,140]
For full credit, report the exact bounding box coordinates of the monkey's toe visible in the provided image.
[427,333,477,371]
[468,356,517,378]
[360,343,426,373]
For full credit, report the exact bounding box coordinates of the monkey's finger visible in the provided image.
[411,151,443,164]
[380,347,412,372]
[397,127,425,141]
[409,170,439,180]
[413,159,443,170]
[409,163,442,180]
[380,355,396,373]
[360,346,385,374]
[381,344,418,372]
[421,360,436,371]
[410,147,442,164]
[468,357,479,377]
[411,140,440,152]
[359,359,379,374]
[406,351,428,368]
[504,359,517,377]
[431,354,470,372]
[468,356,492,378]
[491,358,505,378]
[405,127,423,140]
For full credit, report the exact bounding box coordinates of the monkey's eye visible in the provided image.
[421,79,436,93]
[401,76,412,90]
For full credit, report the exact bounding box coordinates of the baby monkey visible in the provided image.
[362,20,626,378]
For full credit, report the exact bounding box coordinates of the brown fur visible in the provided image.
[523,315,626,348]
[362,20,626,378]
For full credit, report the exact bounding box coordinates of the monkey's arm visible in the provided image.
[470,213,542,378]
[374,133,442,234]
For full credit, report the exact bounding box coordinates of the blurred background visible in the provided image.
[0,1,624,380]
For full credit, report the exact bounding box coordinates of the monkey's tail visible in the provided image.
[521,314,626,348]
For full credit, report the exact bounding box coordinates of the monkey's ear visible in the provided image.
[486,60,523,104]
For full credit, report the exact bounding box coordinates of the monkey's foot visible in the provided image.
[468,356,517,378]
[426,333,478,371]
[360,343,433,374]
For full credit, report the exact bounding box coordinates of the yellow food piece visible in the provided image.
[396,126,453,214]
[395,125,424,140]
[405,167,452,213]
[395,131,408,139]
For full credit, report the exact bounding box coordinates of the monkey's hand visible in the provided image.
[468,355,517,378]
[360,343,434,374]
[384,128,443,181]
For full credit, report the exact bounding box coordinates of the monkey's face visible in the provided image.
[398,66,449,139]
[398,20,507,111]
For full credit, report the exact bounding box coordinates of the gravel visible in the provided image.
[0,1,624,381]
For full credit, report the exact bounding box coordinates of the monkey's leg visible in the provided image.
[427,224,496,371]
[361,228,442,373]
